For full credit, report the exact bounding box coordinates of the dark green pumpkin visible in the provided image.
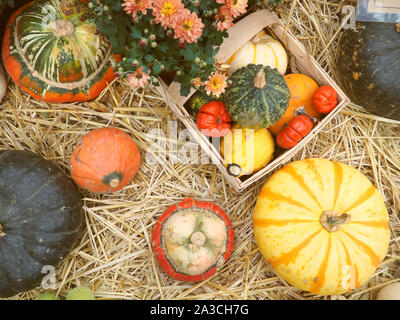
[337,22,400,120]
[186,91,220,116]
[224,64,290,128]
[0,150,83,298]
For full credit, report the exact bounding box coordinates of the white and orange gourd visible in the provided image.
[253,158,390,295]
[152,198,234,282]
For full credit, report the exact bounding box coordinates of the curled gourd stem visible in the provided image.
[254,69,267,89]
[320,210,351,232]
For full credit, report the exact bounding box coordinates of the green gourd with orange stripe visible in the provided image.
[2,0,117,103]
[253,158,390,295]
[227,30,288,76]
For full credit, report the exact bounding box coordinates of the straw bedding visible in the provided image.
[1,0,400,300]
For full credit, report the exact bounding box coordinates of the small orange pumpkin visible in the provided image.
[269,74,321,135]
[70,127,141,193]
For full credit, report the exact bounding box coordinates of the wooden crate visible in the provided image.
[156,9,350,192]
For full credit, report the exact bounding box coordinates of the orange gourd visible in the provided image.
[70,127,141,193]
[253,158,390,295]
[269,74,321,135]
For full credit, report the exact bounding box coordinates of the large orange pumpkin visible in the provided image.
[70,127,141,193]
[269,74,321,135]
[2,0,117,103]
[253,158,390,295]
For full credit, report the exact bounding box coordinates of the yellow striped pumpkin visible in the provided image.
[253,158,390,295]
[227,30,288,76]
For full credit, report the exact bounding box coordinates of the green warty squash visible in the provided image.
[224,64,290,128]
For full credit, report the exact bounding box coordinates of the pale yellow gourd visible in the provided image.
[221,125,274,176]
[253,158,390,295]
[227,30,288,76]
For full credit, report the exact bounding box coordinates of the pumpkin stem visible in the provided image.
[227,163,242,177]
[52,19,75,37]
[320,211,351,232]
[190,231,206,247]
[109,178,121,188]
[254,69,267,89]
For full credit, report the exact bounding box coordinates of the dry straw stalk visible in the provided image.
[0,0,400,300]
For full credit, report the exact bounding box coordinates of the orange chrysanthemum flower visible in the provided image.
[226,0,248,18]
[215,6,234,31]
[127,67,151,89]
[173,10,204,44]
[122,0,152,17]
[152,0,185,29]
[205,71,228,97]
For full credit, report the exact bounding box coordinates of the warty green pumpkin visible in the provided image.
[224,64,290,128]
[2,0,117,103]
[0,150,83,298]
[337,22,400,120]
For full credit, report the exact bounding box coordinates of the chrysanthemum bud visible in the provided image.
[166,29,174,38]
[139,38,147,47]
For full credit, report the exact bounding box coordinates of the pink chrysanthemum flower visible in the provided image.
[127,67,151,89]
[225,0,248,18]
[216,0,226,3]
[122,0,152,17]
[205,71,227,97]
[152,0,185,29]
[215,6,234,31]
[173,10,204,44]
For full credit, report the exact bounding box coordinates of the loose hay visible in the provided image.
[1,0,400,300]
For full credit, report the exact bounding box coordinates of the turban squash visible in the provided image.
[152,198,234,282]
[253,158,390,295]
[0,150,83,298]
[2,0,117,103]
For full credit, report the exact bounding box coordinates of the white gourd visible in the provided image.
[227,30,288,76]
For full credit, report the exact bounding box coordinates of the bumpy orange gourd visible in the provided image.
[70,127,141,193]
[253,158,390,295]
[269,74,321,135]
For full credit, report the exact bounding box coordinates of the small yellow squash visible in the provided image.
[221,125,275,177]
[253,158,390,295]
